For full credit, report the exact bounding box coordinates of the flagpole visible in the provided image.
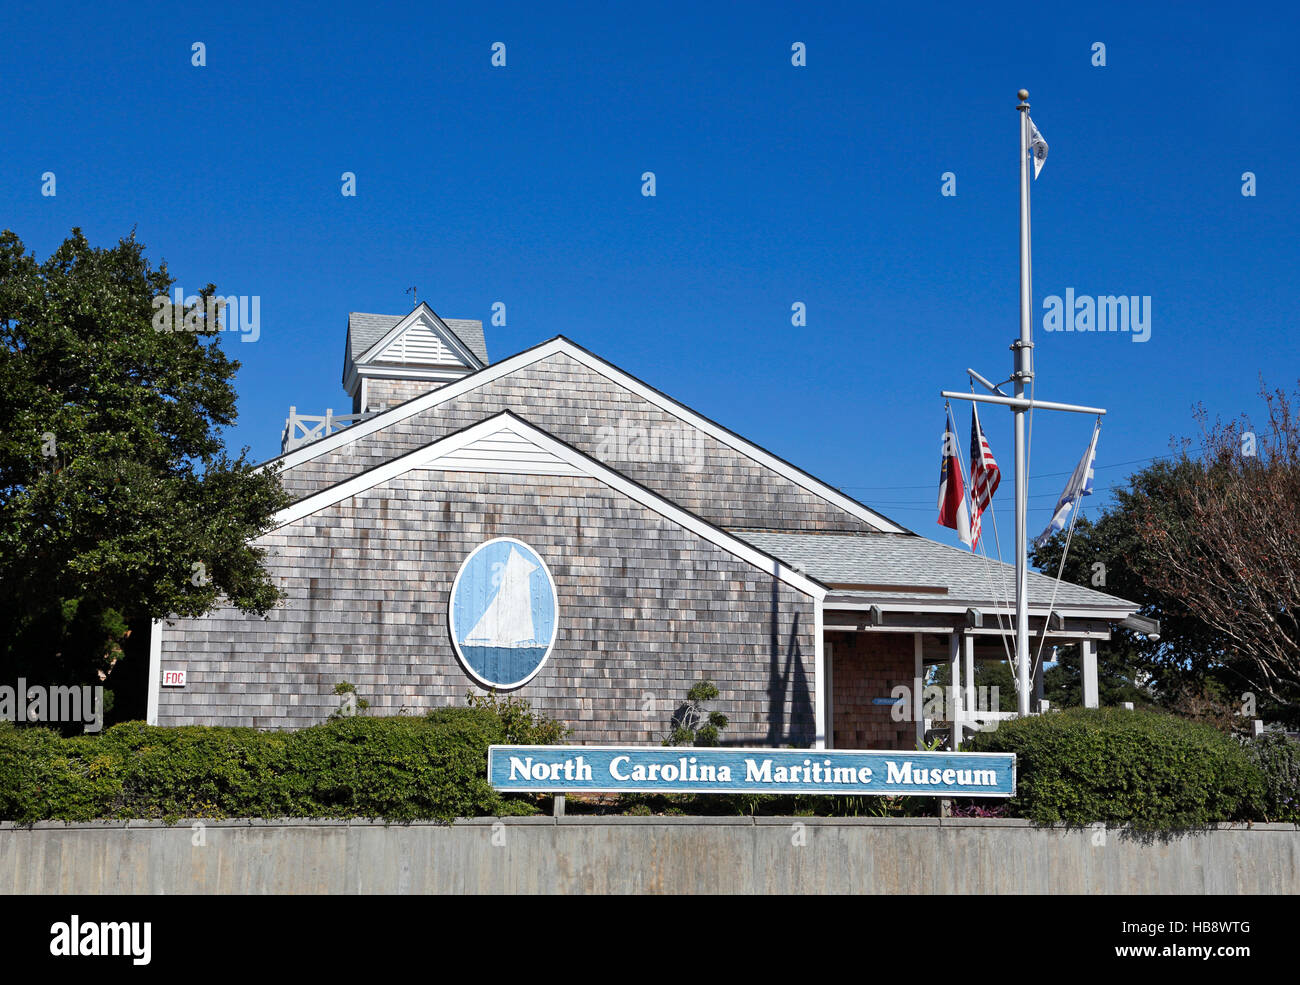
[944,92,1110,723]
[1014,88,1033,717]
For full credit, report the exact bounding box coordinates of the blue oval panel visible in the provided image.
[449,538,558,689]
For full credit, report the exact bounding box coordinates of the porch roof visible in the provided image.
[737,531,1139,617]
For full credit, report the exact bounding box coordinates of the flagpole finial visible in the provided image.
[1017,89,1029,110]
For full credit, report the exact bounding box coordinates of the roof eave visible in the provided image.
[822,594,1140,619]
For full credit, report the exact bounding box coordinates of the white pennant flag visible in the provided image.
[1027,115,1048,178]
[1034,419,1100,549]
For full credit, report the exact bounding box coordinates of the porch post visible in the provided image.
[949,632,963,750]
[1082,639,1099,708]
[964,634,975,718]
[913,633,925,748]
[823,639,834,749]
[814,597,827,749]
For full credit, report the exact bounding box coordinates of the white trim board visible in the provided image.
[146,618,162,725]
[823,598,1137,619]
[344,362,473,403]
[357,303,485,371]
[271,412,828,600]
[814,598,826,749]
[266,337,907,535]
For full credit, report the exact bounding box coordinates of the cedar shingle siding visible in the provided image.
[828,632,915,750]
[280,351,874,534]
[157,471,818,743]
[356,378,439,414]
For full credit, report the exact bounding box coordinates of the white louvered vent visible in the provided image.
[423,426,583,476]
[374,319,467,366]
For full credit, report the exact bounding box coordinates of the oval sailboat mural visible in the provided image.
[450,538,558,689]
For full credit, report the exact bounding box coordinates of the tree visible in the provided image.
[1032,382,1300,724]
[1042,637,1151,710]
[930,658,1018,712]
[1032,476,1227,704]
[1136,382,1300,710]
[0,229,288,722]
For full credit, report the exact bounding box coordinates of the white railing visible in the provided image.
[925,708,1035,746]
[962,709,1024,733]
[281,406,376,453]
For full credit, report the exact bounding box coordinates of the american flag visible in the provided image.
[968,404,1001,547]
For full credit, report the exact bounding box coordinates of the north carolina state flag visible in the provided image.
[937,405,972,547]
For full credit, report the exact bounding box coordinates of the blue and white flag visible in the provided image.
[1027,116,1048,179]
[1034,419,1100,549]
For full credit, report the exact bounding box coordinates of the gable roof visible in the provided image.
[271,411,828,600]
[740,531,1139,617]
[268,335,911,536]
[346,306,488,370]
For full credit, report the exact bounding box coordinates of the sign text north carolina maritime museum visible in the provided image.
[489,746,1016,797]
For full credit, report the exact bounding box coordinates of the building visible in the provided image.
[148,303,1142,748]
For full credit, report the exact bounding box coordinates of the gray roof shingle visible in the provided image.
[737,531,1138,612]
[347,310,489,366]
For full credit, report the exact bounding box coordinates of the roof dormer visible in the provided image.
[342,302,488,413]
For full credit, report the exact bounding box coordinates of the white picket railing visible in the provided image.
[281,406,375,453]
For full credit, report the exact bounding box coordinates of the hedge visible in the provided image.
[4,703,1293,828]
[0,706,545,824]
[1250,732,1300,823]
[964,707,1266,830]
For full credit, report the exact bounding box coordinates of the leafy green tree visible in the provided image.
[929,645,1146,714]
[930,658,1017,712]
[0,229,288,722]
[1042,638,1151,710]
[1032,467,1222,702]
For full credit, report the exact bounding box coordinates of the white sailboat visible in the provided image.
[464,547,541,648]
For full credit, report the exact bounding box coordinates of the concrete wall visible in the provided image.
[4,818,1295,894]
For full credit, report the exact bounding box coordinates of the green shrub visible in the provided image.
[461,690,570,745]
[964,707,1265,830]
[0,722,125,822]
[283,710,510,822]
[663,679,730,746]
[96,721,295,820]
[0,701,566,823]
[1248,732,1300,823]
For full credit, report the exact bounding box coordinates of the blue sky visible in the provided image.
[4,0,1297,558]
